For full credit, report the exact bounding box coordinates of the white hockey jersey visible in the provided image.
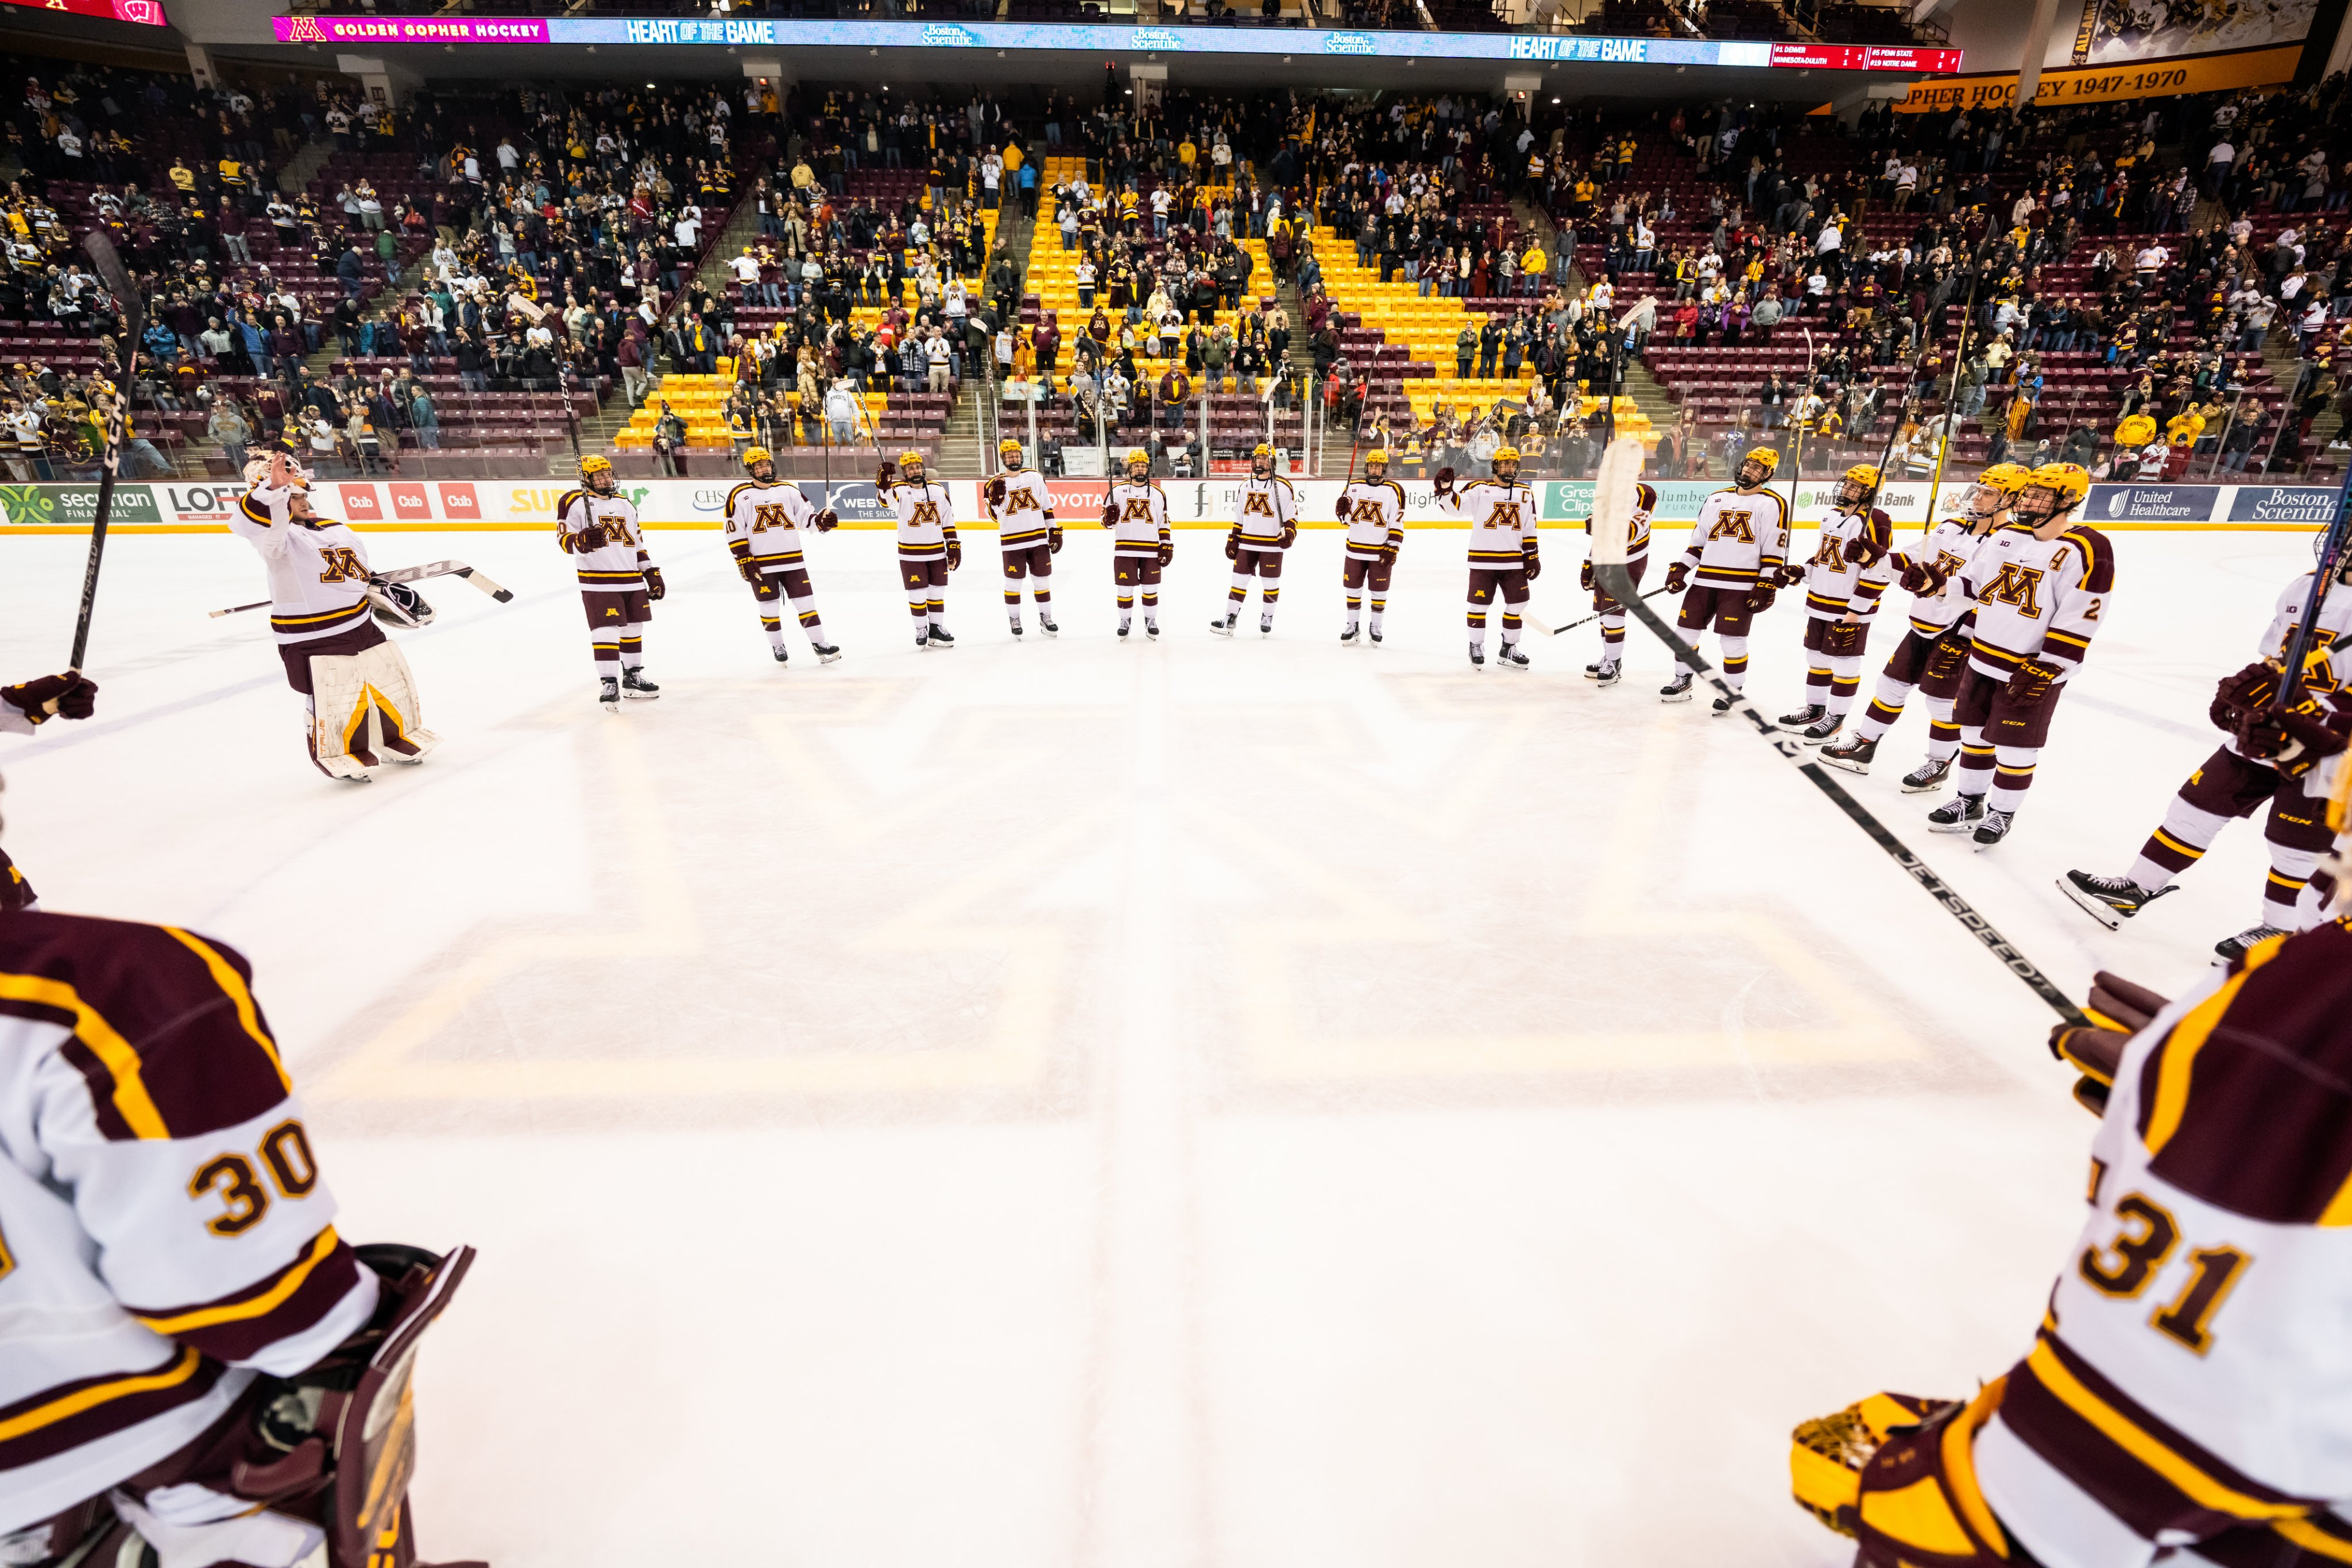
[1892,518,1994,637]
[722,478,818,573]
[1438,478,1540,569]
[1339,477,1406,562]
[230,482,376,648]
[888,479,957,558]
[2222,572,2352,764]
[0,912,378,1534]
[1232,475,1298,550]
[1106,479,1171,558]
[1583,481,1655,564]
[555,487,649,590]
[1680,485,1792,590]
[989,468,1056,549]
[1801,505,1896,622]
[1959,521,2115,680]
[1974,920,2352,1566]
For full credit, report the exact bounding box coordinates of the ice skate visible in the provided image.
[2215,923,2290,961]
[1584,660,1607,679]
[1145,622,1159,640]
[1778,703,1825,732]
[1009,622,1024,638]
[598,676,620,711]
[1341,625,1360,645]
[1469,643,1486,669]
[915,631,931,651]
[1496,644,1530,671]
[1368,628,1383,645]
[1210,615,1235,636]
[1926,794,1986,833]
[1038,617,1059,638]
[1800,713,1843,744]
[1118,624,1132,640]
[2059,870,2173,930]
[1659,673,1692,702]
[622,669,660,699]
[772,645,791,664]
[1591,661,1621,688]
[814,644,842,663]
[1971,808,2015,849]
[1259,616,1275,636]
[1819,734,1875,774]
[1901,757,1952,793]
[926,627,956,649]
[1711,694,1738,716]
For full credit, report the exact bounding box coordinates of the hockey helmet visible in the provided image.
[370,578,435,630]
[741,445,772,470]
[1738,446,1780,487]
[999,437,1026,463]
[579,453,618,494]
[1363,448,1390,474]
[1836,463,1881,510]
[1491,445,1521,480]
[898,449,926,480]
[2017,462,2092,523]
[1125,446,1152,474]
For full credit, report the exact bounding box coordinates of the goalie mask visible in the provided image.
[1835,463,1880,513]
[368,578,435,630]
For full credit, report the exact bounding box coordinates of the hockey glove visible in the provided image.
[2004,657,2062,706]
[1579,560,1595,591]
[814,509,840,532]
[1823,620,1864,658]
[1334,494,1352,521]
[2235,695,2351,775]
[876,460,898,489]
[1432,465,1456,495]
[733,552,763,586]
[1744,582,1779,614]
[1895,555,1948,596]
[1523,552,1541,582]
[570,522,608,553]
[2209,659,2281,731]
[643,566,667,601]
[1101,501,1119,528]
[1775,561,1807,589]
[986,477,1007,511]
[1923,633,1970,684]
[0,671,98,723]
[2050,971,2172,1116]
[1157,540,1174,567]
[1662,560,1689,594]
[1849,533,1890,570]
[1280,523,1299,549]
[1049,525,1065,555]
[946,540,963,571]
[1224,530,1240,562]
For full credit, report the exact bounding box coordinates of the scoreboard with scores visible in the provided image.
[5,0,167,22]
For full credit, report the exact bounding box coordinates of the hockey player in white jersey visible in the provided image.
[988,438,1061,638]
[1925,462,2115,848]
[1213,443,1297,637]
[233,451,440,777]
[1433,444,1540,671]
[556,454,662,709]
[1335,448,1405,646]
[1778,463,1895,742]
[2062,538,2352,957]
[885,450,961,649]
[1662,446,1790,708]
[722,446,841,665]
[1821,462,2028,787]
[0,909,481,1568]
[0,671,99,911]
[1790,758,2352,1568]
[1104,447,1173,640]
[1580,479,1655,686]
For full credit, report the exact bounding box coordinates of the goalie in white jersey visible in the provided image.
[1104,447,1173,640]
[231,451,440,780]
[0,909,481,1568]
[1792,752,2352,1568]
[1821,462,2027,790]
[1334,449,1406,646]
[1433,444,1540,671]
[1662,446,1791,708]
[722,446,842,665]
[1213,444,1298,637]
[988,438,1061,638]
[557,455,663,710]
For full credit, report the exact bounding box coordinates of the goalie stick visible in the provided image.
[1586,434,2090,1028]
[209,560,513,618]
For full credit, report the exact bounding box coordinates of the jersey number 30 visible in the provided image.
[191,1119,321,1237]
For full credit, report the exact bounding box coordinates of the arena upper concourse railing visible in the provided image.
[267,10,1963,69]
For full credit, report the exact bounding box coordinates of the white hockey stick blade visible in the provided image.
[1589,436,1645,568]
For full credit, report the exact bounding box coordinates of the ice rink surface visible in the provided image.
[0,519,2318,1567]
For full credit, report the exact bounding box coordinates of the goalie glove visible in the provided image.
[814,508,840,532]
[1049,525,1065,555]
[1523,551,1541,582]
[0,671,98,723]
[1745,581,1779,613]
[2005,656,2063,705]
[1157,540,1174,567]
[1224,529,1240,562]
[945,539,962,571]
[1579,560,1595,591]
[733,553,763,586]
[1662,560,1689,594]
[1431,465,1455,495]
[643,566,667,601]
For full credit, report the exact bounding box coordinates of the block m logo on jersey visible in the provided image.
[1000,488,1039,514]
[1807,533,1847,569]
[1978,561,2046,619]
[1348,498,1386,524]
[753,503,788,531]
[1121,497,1155,521]
[1485,501,1524,529]
[1707,509,1754,543]
[909,501,941,528]
[316,546,367,584]
[1243,491,1276,517]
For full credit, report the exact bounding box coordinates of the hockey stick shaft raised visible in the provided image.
[68,231,143,672]
[208,561,510,619]
[1596,562,2090,1027]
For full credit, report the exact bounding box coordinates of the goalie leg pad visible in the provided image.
[1793,1381,2021,1566]
[311,639,439,772]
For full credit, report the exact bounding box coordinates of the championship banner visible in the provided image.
[0,479,2334,532]
[1893,44,2303,110]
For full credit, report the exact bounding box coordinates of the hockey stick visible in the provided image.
[67,230,142,675]
[208,560,512,618]
[1523,584,1672,638]
[2272,481,2352,711]
[1588,434,2090,1028]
